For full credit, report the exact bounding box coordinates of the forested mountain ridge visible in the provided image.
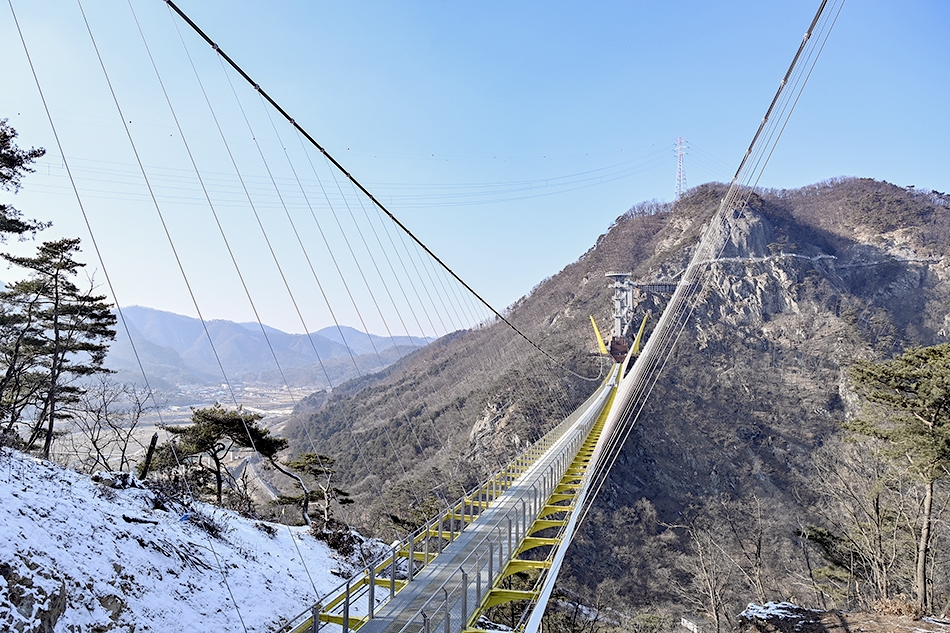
[283,177,950,625]
[105,305,431,389]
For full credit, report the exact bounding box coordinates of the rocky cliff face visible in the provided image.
[563,179,950,619]
[283,178,950,620]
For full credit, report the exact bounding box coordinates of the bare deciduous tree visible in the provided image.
[67,377,159,473]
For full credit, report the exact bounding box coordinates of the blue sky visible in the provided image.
[1,1,947,336]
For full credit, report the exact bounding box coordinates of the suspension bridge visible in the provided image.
[3,0,844,631]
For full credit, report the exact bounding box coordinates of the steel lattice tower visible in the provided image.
[674,136,688,200]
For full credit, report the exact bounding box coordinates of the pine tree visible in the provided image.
[286,452,353,529]
[168,403,288,505]
[847,344,950,612]
[0,118,48,238]
[2,239,116,458]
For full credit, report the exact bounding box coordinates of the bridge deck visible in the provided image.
[357,373,616,633]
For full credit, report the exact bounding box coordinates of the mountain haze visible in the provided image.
[106,306,431,389]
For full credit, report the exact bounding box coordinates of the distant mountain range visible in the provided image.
[106,306,431,390]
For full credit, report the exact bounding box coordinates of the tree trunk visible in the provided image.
[916,477,933,612]
[41,277,63,460]
[212,452,224,505]
[270,459,311,526]
[139,433,159,480]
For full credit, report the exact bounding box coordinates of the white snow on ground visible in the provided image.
[0,447,347,632]
[740,601,821,620]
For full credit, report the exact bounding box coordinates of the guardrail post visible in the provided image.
[488,541,494,582]
[443,587,450,633]
[422,610,430,633]
[408,536,415,581]
[507,517,512,559]
[311,603,321,633]
[497,531,503,571]
[519,500,526,542]
[389,547,397,599]
[476,555,482,604]
[461,570,468,620]
[368,566,375,619]
[343,579,350,632]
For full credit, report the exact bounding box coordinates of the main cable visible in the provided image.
[576,0,846,530]
[161,0,599,381]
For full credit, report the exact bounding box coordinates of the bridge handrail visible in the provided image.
[279,374,614,633]
[389,375,615,633]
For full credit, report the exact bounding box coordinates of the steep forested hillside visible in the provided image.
[283,178,950,626]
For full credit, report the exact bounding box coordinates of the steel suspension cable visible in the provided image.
[161,0,601,381]
[577,0,846,529]
[311,156,447,471]
[162,5,409,541]
[62,2,256,629]
[131,0,317,497]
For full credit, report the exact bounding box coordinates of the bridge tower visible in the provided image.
[603,272,638,363]
[605,272,634,339]
[674,136,688,200]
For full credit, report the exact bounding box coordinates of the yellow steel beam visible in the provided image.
[527,519,566,535]
[501,559,552,579]
[397,549,438,563]
[516,537,560,556]
[590,315,609,355]
[465,369,620,631]
[538,504,570,519]
[632,313,649,355]
[424,526,457,539]
[320,613,369,627]
[481,588,539,609]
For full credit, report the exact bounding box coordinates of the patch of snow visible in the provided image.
[0,447,346,632]
[740,602,819,621]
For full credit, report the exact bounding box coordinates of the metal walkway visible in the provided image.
[281,363,622,633]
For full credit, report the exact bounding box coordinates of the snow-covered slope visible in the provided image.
[0,448,346,632]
